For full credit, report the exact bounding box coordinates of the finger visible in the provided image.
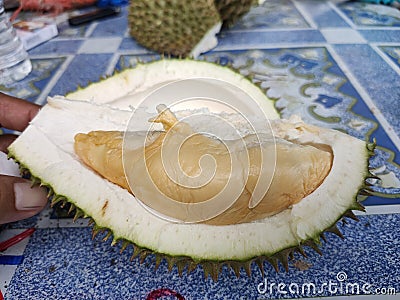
[0,175,47,225]
[0,134,17,153]
[0,93,40,132]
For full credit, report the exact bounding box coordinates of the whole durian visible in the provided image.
[128,0,222,57]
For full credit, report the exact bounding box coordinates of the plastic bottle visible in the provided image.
[0,0,32,85]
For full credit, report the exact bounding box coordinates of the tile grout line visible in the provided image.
[327,1,357,29]
[325,44,400,151]
[105,52,121,75]
[370,44,400,76]
[291,0,319,29]
[214,42,328,51]
[34,55,75,105]
[354,204,400,215]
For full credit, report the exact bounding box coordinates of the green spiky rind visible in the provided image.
[7,139,373,281]
[127,0,221,57]
[7,114,375,282]
[214,0,257,28]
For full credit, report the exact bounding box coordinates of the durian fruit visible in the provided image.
[8,60,373,280]
[128,0,263,57]
[74,106,333,225]
[128,0,222,57]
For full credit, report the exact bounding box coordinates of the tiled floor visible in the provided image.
[0,1,399,299]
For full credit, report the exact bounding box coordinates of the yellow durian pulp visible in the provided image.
[75,106,332,225]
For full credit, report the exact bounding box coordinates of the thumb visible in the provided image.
[0,175,47,225]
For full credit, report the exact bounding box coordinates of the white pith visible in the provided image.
[66,60,279,121]
[9,96,367,261]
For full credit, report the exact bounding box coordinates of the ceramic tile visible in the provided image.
[338,2,400,27]
[216,30,326,50]
[28,40,84,56]
[359,29,400,42]
[78,37,123,54]
[0,1,399,299]
[4,215,400,299]
[294,0,350,28]
[49,54,113,96]
[320,28,367,43]
[380,46,400,67]
[229,0,310,30]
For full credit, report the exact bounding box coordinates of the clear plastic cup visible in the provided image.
[0,0,32,85]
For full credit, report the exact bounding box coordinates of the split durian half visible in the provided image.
[8,60,373,280]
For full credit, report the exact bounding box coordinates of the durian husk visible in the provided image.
[9,141,375,281]
[128,0,221,57]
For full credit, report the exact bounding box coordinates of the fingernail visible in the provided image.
[14,182,47,211]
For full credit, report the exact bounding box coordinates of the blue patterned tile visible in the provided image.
[5,214,400,299]
[49,54,113,96]
[333,44,399,136]
[118,37,152,54]
[0,58,67,101]
[359,29,400,42]
[90,7,129,37]
[229,0,309,30]
[380,46,400,68]
[216,30,325,49]
[28,40,83,55]
[297,0,350,28]
[339,2,400,27]
[202,48,400,199]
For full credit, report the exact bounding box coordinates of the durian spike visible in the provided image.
[50,195,65,207]
[243,261,252,277]
[344,210,359,222]
[92,226,105,239]
[326,224,344,239]
[87,218,95,226]
[102,231,113,242]
[167,257,177,272]
[111,238,118,247]
[228,261,241,278]
[139,250,149,264]
[267,257,280,272]
[274,249,291,272]
[186,261,198,274]
[68,203,76,215]
[120,240,130,254]
[255,258,265,277]
[202,262,221,282]
[176,259,187,276]
[304,240,322,256]
[352,202,366,212]
[296,245,308,258]
[154,255,163,271]
[130,246,142,261]
[73,209,84,222]
[320,232,327,243]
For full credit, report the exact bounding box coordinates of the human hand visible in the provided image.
[0,92,47,225]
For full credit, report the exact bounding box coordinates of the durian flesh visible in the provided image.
[74,106,332,225]
[9,96,369,263]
